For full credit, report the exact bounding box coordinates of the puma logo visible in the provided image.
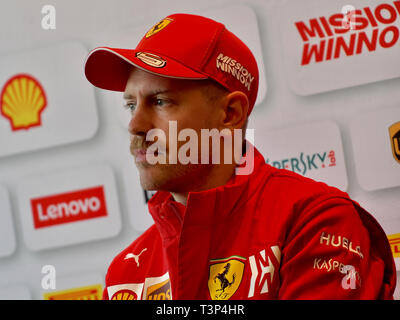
[124,248,147,267]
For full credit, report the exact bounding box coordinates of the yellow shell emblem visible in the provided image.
[111,289,138,300]
[145,18,173,38]
[0,74,47,131]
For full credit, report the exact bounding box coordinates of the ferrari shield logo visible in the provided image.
[389,122,400,164]
[145,18,173,38]
[208,256,245,300]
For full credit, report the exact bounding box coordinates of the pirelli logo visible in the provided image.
[388,233,400,258]
[43,284,103,300]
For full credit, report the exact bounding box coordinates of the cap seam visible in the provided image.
[199,24,225,71]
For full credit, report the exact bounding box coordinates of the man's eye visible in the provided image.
[154,98,167,106]
[124,102,136,111]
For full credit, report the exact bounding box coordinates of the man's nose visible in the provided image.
[127,103,152,136]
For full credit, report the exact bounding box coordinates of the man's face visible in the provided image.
[124,67,226,193]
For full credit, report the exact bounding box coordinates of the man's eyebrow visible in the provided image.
[123,89,172,100]
[123,93,134,100]
[151,89,171,96]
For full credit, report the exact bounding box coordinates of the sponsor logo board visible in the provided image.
[350,106,400,191]
[279,0,400,95]
[0,42,98,158]
[256,120,348,191]
[16,164,121,251]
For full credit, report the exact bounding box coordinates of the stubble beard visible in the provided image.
[130,135,212,193]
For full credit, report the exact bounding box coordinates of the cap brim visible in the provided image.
[84,47,208,91]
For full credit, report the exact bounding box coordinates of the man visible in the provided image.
[84,13,396,300]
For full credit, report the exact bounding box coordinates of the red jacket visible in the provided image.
[103,144,396,300]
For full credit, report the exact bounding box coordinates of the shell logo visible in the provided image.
[111,289,138,300]
[0,74,47,131]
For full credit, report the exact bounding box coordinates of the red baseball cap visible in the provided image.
[84,13,259,115]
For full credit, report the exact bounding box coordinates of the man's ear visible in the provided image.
[221,91,249,130]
